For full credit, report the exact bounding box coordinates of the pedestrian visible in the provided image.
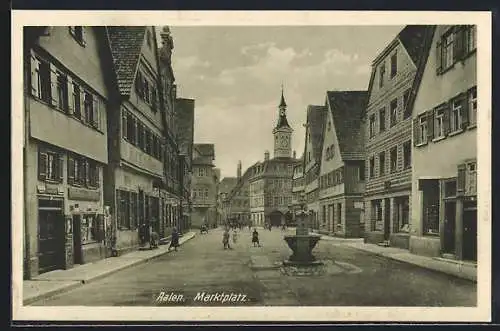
[252,228,260,247]
[168,227,179,252]
[232,229,238,245]
[223,228,231,249]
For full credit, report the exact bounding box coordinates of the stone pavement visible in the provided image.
[22,231,196,305]
[317,233,477,282]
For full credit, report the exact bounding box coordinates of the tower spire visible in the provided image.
[279,83,287,108]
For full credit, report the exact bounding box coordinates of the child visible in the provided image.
[252,228,260,247]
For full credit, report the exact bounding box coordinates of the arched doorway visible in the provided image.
[269,210,283,227]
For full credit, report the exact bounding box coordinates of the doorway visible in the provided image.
[463,202,477,261]
[38,198,64,274]
[384,198,391,240]
[443,201,456,255]
[72,214,83,264]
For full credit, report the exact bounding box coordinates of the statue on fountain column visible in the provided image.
[159,26,174,65]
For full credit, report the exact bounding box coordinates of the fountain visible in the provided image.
[283,194,322,267]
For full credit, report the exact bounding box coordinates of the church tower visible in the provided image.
[273,85,293,158]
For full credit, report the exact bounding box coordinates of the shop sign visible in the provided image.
[68,187,100,201]
[46,184,63,195]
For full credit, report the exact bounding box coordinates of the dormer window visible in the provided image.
[69,26,86,46]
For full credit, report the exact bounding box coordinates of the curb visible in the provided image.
[24,232,196,305]
[343,244,476,282]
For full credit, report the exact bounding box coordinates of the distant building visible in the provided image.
[318,91,368,237]
[218,172,238,224]
[191,144,218,228]
[24,26,114,277]
[410,25,477,261]
[224,162,251,226]
[248,88,300,227]
[362,25,434,248]
[302,105,328,231]
[175,98,195,232]
[291,157,305,224]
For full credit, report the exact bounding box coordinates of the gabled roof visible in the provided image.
[305,105,328,164]
[106,26,146,96]
[397,25,431,66]
[326,90,368,160]
[194,144,215,159]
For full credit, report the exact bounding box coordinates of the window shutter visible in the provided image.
[30,55,40,97]
[435,40,442,74]
[38,151,48,180]
[95,164,100,188]
[58,154,64,183]
[461,92,469,128]
[65,76,74,115]
[85,160,90,186]
[427,110,434,140]
[443,103,451,136]
[453,26,465,61]
[68,156,75,185]
[122,110,127,139]
[413,117,419,146]
[92,96,99,128]
[50,64,59,107]
[457,164,466,194]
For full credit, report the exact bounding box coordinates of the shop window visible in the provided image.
[394,197,410,233]
[371,199,382,231]
[421,179,440,235]
[81,214,98,244]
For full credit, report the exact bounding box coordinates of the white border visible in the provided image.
[11,10,492,322]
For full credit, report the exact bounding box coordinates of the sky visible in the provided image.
[159,26,404,179]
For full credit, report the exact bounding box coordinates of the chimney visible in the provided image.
[293,150,296,159]
[237,160,242,179]
[264,150,270,161]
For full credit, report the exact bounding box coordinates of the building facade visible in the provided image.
[409,25,477,261]
[248,89,299,227]
[363,26,433,248]
[291,158,305,223]
[302,105,328,231]
[318,91,368,238]
[191,144,218,228]
[24,26,115,278]
[175,98,195,232]
[224,162,251,226]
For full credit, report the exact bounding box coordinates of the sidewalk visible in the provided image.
[317,233,477,282]
[23,231,196,305]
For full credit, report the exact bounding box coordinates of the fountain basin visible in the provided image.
[283,234,322,266]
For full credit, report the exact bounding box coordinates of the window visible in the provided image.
[422,180,440,235]
[369,157,375,179]
[403,89,411,119]
[145,129,151,154]
[81,214,99,244]
[390,146,398,173]
[369,114,376,138]
[403,141,411,169]
[417,115,428,145]
[38,149,63,182]
[68,155,100,188]
[435,108,445,138]
[32,57,51,103]
[117,190,131,230]
[69,26,85,45]
[72,83,81,119]
[390,99,398,127]
[137,123,144,150]
[450,98,463,132]
[204,188,209,199]
[390,51,397,78]
[379,151,386,176]
[359,162,365,181]
[443,31,454,70]
[469,87,477,126]
[144,80,150,104]
[327,121,331,131]
[56,72,68,111]
[379,108,386,132]
[83,91,94,125]
[126,113,136,143]
[379,62,385,88]
[198,167,206,177]
[465,25,477,54]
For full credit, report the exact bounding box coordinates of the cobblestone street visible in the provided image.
[32,228,476,307]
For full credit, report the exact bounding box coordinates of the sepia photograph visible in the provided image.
[11,11,491,322]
